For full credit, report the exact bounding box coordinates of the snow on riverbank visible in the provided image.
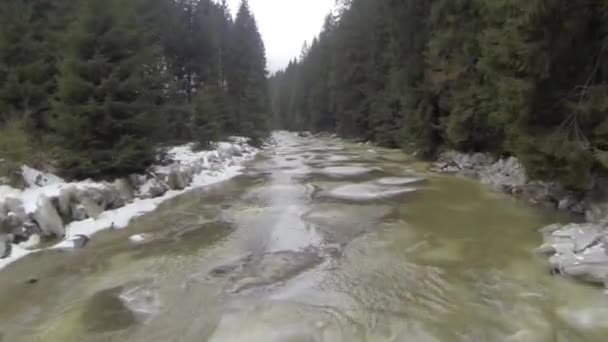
[0,138,259,270]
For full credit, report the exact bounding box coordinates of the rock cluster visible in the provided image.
[538,223,608,287]
[433,150,608,287]
[0,139,255,259]
[432,151,586,215]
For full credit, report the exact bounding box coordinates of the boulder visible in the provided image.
[560,244,608,285]
[318,166,378,178]
[585,202,608,224]
[78,186,121,210]
[71,204,89,221]
[32,195,65,237]
[19,234,40,249]
[376,177,426,186]
[0,197,28,236]
[129,233,153,244]
[80,197,104,219]
[70,234,90,249]
[23,221,42,236]
[1,212,24,235]
[58,186,78,219]
[218,143,243,159]
[138,178,169,199]
[0,234,11,258]
[128,174,147,189]
[166,167,189,190]
[324,183,416,202]
[113,178,134,203]
[538,223,608,285]
[4,197,27,223]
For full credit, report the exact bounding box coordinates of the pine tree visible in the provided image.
[53,0,160,179]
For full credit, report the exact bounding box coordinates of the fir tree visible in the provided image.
[53,0,160,179]
[227,0,270,143]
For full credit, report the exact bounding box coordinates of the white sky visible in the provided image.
[227,0,335,72]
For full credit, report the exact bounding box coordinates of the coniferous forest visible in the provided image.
[270,0,608,190]
[0,0,268,179]
[3,0,608,191]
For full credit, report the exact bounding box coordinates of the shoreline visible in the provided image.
[0,139,261,271]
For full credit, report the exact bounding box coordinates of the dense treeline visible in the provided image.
[0,0,269,179]
[270,0,608,190]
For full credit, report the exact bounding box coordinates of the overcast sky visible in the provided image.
[227,0,335,72]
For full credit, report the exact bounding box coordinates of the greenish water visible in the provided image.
[0,132,605,341]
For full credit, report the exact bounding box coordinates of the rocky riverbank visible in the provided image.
[0,138,259,269]
[432,151,608,287]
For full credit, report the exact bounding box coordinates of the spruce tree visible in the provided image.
[0,0,76,133]
[53,0,160,179]
[227,0,270,143]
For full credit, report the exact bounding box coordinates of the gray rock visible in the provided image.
[58,186,78,219]
[138,178,169,199]
[70,234,90,249]
[114,178,134,203]
[166,167,189,190]
[32,195,65,237]
[80,197,104,219]
[558,197,577,211]
[23,221,42,236]
[79,186,121,210]
[211,248,323,293]
[218,144,243,159]
[128,174,147,189]
[538,223,608,285]
[0,197,28,236]
[551,224,602,252]
[0,234,11,258]
[71,204,89,221]
[208,153,222,164]
[324,183,416,202]
[19,234,40,249]
[560,244,608,285]
[585,202,608,223]
[376,177,426,186]
[4,197,27,223]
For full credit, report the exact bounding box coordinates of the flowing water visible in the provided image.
[0,132,607,341]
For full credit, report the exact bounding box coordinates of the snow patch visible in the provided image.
[21,165,64,188]
[0,138,259,271]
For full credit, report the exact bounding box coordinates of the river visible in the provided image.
[0,132,607,341]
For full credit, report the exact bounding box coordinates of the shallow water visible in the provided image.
[0,132,605,341]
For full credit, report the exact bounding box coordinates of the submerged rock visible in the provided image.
[324,183,416,202]
[318,166,378,178]
[557,306,608,333]
[302,204,393,244]
[376,177,426,186]
[210,248,323,293]
[129,233,153,244]
[82,287,138,332]
[82,280,160,333]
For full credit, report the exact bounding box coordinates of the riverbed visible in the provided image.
[0,132,606,341]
